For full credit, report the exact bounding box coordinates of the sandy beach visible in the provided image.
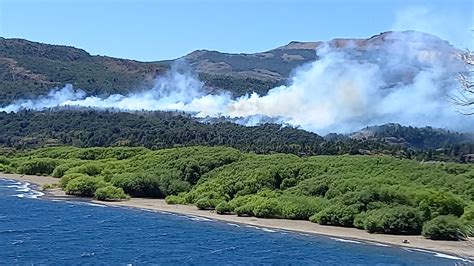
[2,173,473,261]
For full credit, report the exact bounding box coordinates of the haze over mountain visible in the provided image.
[0,31,471,134]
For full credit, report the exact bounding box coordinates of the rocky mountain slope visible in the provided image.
[0,31,460,106]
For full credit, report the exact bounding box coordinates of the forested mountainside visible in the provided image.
[1,110,473,163]
[351,124,474,150]
[0,31,458,105]
[0,37,313,104]
[0,37,168,105]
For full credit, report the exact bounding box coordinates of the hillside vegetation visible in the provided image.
[0,38,169,105]
[0,37,316,105]
[352,124,474,150]
[1,110,473,162]
[1,31,454,105]
[0,146,472,239]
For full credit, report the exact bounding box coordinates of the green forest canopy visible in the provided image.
[2,110,473,163]
[1,146,473,239]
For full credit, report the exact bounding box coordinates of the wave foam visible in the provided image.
[245,225,277,233]
[403,248,470,262]
[185,215,213,222]
[227,223,240,227]
[7,181,45,199]
[434,252,470,262]
[330,237,363,244]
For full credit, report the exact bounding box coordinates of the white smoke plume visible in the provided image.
[0,31,472,134]
[0,85,86,113]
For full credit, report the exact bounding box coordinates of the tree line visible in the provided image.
[1,109,473,163]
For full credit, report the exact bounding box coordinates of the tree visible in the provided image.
[65,176,107,197]
[354,205,423,234]
[215,201,233,214]
[422,215,468,240]
[95,185,129,201]
[453,50,473,114]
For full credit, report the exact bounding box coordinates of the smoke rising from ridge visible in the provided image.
[1,31,472,134]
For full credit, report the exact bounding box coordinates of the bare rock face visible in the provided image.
[184,30,459,83]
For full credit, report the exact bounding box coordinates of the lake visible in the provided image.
[0,178,466,265]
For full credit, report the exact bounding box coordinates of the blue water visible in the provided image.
[0,178,470,265]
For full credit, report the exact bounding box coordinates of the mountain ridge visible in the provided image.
[0,31,457,105]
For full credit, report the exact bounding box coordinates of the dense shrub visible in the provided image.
[0,156,10,165]
[0,164,14,173]
[354,205,423,234]
[94,185,128,201]
[111,170,191,198]
[278,195,328,220]
[418,191,466,220]
[460,204,474,237]
[310,204,360,227]
[59,173,89,188]
[69,162,104,176]
[17,159,58,175]
[111,172,163,198]
[235,204,254,217]
[280,177,298,190]
[195,198,216,210]
[422,215,468,240]
[291,178,330,197]
[65,176,107,197]
[253,198,280,218]
[216,201,233,214]
[52,164,70,178]
[165,194,187,205]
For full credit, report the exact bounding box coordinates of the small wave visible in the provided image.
[80,252,95,258]
[299,233,311,236]
[244,225,276,233]
[5,180,22,185]
[434,253,470,262]
[16,188,31,192]
[185,215,213,222]
[364,241,390,247]
[6,181,44,199]
[14,190,44,199]
[66,201,107,208]
[404,247,429,253]
[4,184,25,188]
[210,246,236,254]
[402,248,470,262]
[11,240,25,245]
[1,228,43,234]
[245,225,260,229]
[330,237,363,244]
[227,223,240,227]
[85,203,107,208]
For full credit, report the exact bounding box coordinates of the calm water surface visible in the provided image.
[0,178,470,265]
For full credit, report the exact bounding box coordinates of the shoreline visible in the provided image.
[2,173,473,261]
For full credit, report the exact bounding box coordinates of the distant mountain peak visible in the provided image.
[276,41,322,50]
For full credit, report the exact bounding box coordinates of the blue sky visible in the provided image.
[0,0,472,61]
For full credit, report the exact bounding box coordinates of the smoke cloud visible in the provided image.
[0,85,86,113]
[1,31,472,134]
